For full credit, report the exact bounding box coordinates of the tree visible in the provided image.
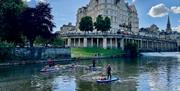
[51,38,65,47]
[104,16,111,32]
[19,3,55,47]
[79,16,93,33]
[94,15,104,31]
[35,3,55,40]
[94,15,111,32]
[0,0,25,45]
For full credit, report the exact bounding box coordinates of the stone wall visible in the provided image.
[0,47,71,60]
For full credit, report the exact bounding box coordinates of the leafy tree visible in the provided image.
[104,16,111,32]
[19,7,37,47]
[35,33,59,47]
[51,38,65,47]
[35,3,55,40]
[0,0,25,45]
[0,41,15,47]
[94,15,111,32]
[79,16,93,33]
[34,36,47,46]
[19,3,55,47]
[94,15,104,31]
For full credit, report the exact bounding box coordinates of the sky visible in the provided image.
[25,0,180,32]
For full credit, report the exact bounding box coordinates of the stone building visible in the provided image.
[139,24,160,38]
[60,23,76,34]
[59,1,178,52]
[159,16,180,40]
[76,0,139,34]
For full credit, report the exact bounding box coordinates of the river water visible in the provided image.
[0,52,180,91]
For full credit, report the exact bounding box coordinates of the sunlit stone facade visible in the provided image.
[76,0,139,34]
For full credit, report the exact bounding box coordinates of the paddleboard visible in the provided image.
[96,77,119,83]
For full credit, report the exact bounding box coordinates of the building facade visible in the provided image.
[139,24,160,38]
[60,23,76,34]
[76,0,139,34]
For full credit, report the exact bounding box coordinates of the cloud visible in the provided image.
[22,0,31,2]
[148,3,169,17]
[36,0,46,3]
[132,0,136,3]
[171,6,180,14]
[22,0,46,3]
[173,25,180,32]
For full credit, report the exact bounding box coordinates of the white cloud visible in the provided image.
[148,3,169,17]
[22,0,31,2]
[36,0,46,3]
[22,0,46,3]
[132,0,136,3]
[171,6,180,14]
[173,25,180,32]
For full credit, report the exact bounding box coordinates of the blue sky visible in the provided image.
[26,0,180,32]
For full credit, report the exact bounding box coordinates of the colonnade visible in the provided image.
[66,37,177,52]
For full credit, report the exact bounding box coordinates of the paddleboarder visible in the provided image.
[92,59,96,68]
[106,64,112,80]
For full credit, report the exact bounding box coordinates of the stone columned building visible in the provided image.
[76,0,139,34]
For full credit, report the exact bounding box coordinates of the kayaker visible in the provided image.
[106,64,112,80]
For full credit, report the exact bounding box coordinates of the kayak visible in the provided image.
[40,67,59,72]
[85,67,102,71]
[96,77,119,83]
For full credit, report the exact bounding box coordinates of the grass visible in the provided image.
[71,47,124,58]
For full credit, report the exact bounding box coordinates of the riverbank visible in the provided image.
[71,47,124,58]
[0,59,73,66]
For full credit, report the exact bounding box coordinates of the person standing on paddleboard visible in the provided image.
[106,64,112,80]
[92,59,96,68]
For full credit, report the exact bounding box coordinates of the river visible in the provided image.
[0,52,180,91]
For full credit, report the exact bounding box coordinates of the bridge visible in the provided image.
[60,33,178,52]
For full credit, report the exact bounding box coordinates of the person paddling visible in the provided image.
[106,64,112,80]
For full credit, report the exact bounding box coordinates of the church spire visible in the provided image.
[166,15,172,33]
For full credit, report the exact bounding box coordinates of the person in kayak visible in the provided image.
[106,64,112,80]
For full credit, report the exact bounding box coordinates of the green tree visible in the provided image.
[104,16,111,32]
[34,36,47,46]
[94,15,111,32]
[19,3,55,47]
[0,0,25,45]
[51,38,65,47]
[79,16,93,33]
[94,15,104,31]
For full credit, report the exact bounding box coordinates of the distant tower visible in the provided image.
[166,15,172,33]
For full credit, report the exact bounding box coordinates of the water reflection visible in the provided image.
[0,53,180,91]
